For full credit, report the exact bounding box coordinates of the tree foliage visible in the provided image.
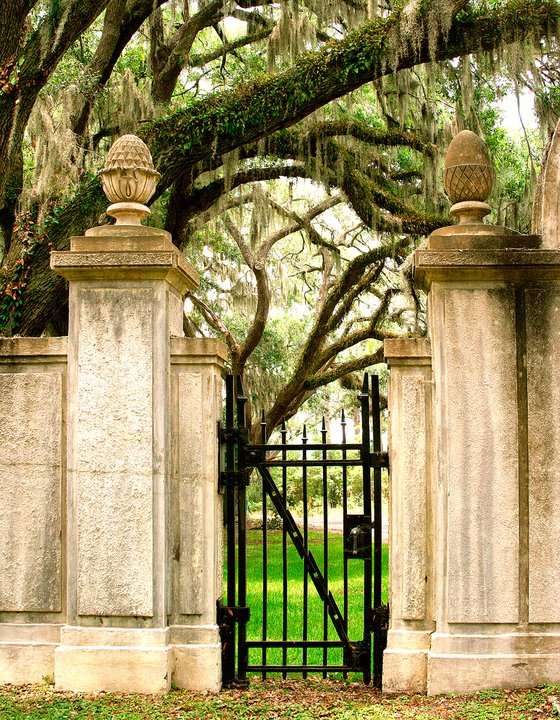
[0,0,559,428]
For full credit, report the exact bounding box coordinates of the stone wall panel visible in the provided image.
[0,372,63,612]
[76,288,154,617]
[526,287,560,623]
[443,287,519,624]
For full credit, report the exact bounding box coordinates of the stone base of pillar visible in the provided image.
[54,627,172,694]
[426,632,560,695]
[0,624,60,684]
[382,629,432,694]
[173,644,221,691]
[169,624,222,692]
[53,625,223,693]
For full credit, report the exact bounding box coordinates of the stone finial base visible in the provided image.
[107,201,150,225]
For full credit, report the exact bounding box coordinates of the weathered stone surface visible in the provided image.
[75,288,154,617]
[442,287,519,624]
[52,250,199,295]
[430,631,560,655]
[173,643,221,692]
[427,652,560,695]
[0,372,63,612]
[415,248,560,288]
[0,337,67,357]
[383,650,428,694]
[384,337,431,362]
[0,624,60,684]
[59,625,168,646]
[55,646,171,693]
[0,644,57,684]
[383,339,433,695]
[170,338,226,631]
[178,373,204,615]
[526,288,560,623]
[400,374,428,621]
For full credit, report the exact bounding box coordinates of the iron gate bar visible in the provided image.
[359,374,373,686]
[256,459,363,467]
[251,462,353,651]
[281,420,288,678]
[247,665,352,674]
[249,443,362,450]
[302,424,309,677]
[321,417,328,677]
[221,374,237,687]
[247,640,345,648]
[341,409,349,680]
[260,410,268,679]
[371,373,386,688]
[236,376,249,685]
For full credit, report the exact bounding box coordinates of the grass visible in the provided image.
[0,680,557,719]
[238,527,388,673]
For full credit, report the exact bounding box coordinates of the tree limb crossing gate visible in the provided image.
[218,374,389,687]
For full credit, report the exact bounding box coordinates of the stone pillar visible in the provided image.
[382,338,434,693]
[48,135,226,693]
[169,338,226,691]
[392,130,560,694]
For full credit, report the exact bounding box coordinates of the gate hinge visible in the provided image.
[371,451,389,468]
[219,426,249,446]
[217,604,251,626]
[219,470,250,488]
[344,641,370,672]
[371,603,389,631]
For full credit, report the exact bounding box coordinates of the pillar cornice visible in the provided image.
[51,228,199,296]
[414,245,560,289]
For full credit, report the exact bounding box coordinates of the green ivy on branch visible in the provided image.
[0,213,44,335]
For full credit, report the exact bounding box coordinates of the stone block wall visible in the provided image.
[0,135,227,694]
[0,338,67,683]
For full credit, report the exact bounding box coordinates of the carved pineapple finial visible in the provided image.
[99,134,161,225]
[443,130,495,225]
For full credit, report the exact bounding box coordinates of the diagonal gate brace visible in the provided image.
[255,462,352,652]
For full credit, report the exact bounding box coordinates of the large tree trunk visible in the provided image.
[0,0,110,216]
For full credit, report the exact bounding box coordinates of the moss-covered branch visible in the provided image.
[146,0,558,191]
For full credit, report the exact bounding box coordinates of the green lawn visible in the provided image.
[236,528,389,673]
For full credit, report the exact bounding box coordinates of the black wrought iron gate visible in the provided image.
[218,374,388,687]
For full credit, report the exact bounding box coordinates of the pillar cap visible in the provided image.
[384,337,431,366]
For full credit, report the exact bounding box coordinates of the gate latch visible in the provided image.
[349,525,361,554]
[344,514,372,558]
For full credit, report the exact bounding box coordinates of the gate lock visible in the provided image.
[344,514,372,558]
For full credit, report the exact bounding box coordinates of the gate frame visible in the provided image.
[218,374,388,687]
